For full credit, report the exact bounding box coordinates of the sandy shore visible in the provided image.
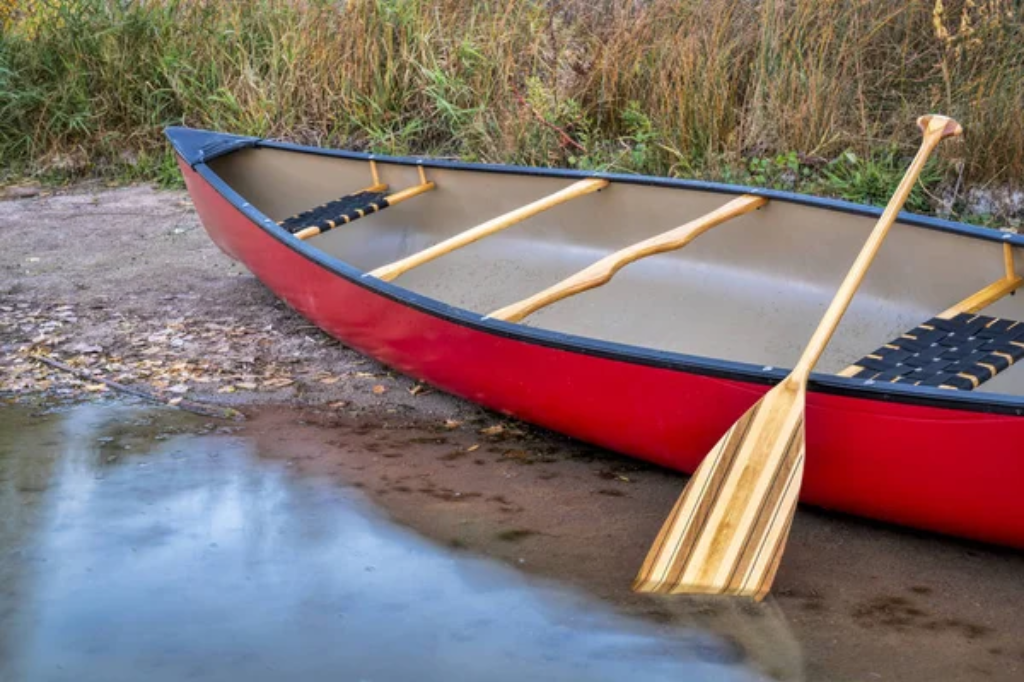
[2,185,1023,681]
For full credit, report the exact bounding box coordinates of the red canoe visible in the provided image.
[167,127,1024,549]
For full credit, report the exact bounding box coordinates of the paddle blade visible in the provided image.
[633,380,806,600]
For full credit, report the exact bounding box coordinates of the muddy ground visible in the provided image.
[2,184,1024,681]
[0,183,478,417]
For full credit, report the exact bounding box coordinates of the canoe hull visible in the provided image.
[179,157,1024,550]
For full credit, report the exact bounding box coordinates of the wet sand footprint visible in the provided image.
[496,528,539,542]
[852,595,992,639]
[596,488,627,497]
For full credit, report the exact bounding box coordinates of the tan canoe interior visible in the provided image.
[209,147,1024,398]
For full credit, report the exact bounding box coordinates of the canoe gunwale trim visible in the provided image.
[167,127,1024,418]
[167,128,1024,251]
[262,140,1024,251]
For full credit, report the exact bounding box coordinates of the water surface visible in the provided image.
[0,403,762,681]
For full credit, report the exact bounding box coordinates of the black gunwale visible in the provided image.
[167,127,1024,418]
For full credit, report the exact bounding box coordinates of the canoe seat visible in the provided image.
[847,313,1024,390]
[278,190,391,235]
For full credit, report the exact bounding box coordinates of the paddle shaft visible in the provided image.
[788,115,962,385]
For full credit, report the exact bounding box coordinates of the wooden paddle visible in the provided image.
[633,115,962,600]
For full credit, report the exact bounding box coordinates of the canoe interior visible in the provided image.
[208,146,1024,398]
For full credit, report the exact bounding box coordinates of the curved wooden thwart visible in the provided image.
[367,178,609,282]
[487,194,767,323]
[633,114,963,600]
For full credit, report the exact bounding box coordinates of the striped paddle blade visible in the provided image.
[633,379,806,600]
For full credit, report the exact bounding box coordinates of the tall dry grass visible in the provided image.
[1,0,1021,218]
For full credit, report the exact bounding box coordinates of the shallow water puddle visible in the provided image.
[0,403,763,682]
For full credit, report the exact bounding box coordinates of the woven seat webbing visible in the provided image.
[848,312,1024,390]
[279,190,390,235]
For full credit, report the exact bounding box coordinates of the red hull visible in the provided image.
[180,158,1024,549]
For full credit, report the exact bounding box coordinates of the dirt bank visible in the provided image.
[2,185,1023,681]
[0,184,483,420]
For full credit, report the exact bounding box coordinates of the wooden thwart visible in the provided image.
[487,194,767,322]
[839,243,1021,382]
[367,178,609,282]
[935,276,1023,319]
[633,115,963,600]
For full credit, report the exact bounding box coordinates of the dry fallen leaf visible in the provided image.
[444,419,462,430]
[319,376,340,385]
[168,397,183,406]
[372,384,387,395]
[408,384,427,396]
[480,425,505,436]
[328,400,348,409]
[217,386,236,394]
[235,382,257,390]
[263,377,294,389]
[466,444,480,453]
[83,383,108,392]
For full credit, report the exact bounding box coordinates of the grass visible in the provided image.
[1,0,1022,223]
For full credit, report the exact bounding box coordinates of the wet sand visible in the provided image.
[240,405,1024,682]
[2,186,1024,680]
